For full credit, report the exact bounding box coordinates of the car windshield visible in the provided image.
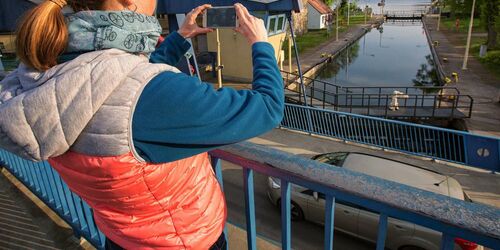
[314,152,348,166]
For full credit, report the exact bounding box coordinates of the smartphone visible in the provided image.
[203,6,238,28]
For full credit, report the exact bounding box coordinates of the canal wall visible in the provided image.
[421,16,447,85]
[290,17,384,81]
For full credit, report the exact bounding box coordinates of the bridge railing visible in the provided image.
[0,150,106,248]
[282,103,499,172]
[1,143,499,250]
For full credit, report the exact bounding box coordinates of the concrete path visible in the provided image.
[423,16,500,138]
[0,169,87,250]
[250,128,500,208]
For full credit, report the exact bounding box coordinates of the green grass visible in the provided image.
[439,17,485,33]
[282,30,330,59]
[346,15,371,25]
[439,17,500,77]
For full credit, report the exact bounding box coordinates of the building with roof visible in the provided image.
[307,0,333,29]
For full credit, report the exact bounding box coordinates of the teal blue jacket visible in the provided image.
[132,32,284,163]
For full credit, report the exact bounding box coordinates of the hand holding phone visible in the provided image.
[202,6,239,28]
[233,3,268,45]
[178,4,214,39]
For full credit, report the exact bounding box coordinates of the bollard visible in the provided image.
[451,72,459,83]
[433,40,440,47]
[479,45,487,58]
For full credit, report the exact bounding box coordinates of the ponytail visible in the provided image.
[16,1,68,71]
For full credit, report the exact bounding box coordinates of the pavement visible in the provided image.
[0,169,86,250]
[423,16,500,138]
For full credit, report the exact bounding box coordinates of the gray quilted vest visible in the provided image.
[0,49,179,162]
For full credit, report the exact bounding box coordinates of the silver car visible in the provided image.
[267,152,480,250]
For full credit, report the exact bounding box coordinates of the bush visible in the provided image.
[479,50,500,66]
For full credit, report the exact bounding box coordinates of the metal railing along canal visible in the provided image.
[1,143,499,250]
[282,71,472,120]
[281,103,499,172]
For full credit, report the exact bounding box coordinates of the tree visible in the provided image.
[444,0,484,17]
[480,0,499,48]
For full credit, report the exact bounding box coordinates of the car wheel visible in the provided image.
[277,199,305,221]
[399,246,426,250]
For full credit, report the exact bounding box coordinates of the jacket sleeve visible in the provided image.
[132,42,284,163]
[149,31,191,65]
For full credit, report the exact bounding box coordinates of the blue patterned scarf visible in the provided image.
[66,11,162,55]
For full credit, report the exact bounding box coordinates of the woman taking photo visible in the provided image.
[0,0,284,249]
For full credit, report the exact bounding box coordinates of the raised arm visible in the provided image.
[132,42,283,163]
[150,4,213,65]
[149,31,191,65]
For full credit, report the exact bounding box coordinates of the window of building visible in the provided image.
[268,17,277,34]
[267,14,287,36]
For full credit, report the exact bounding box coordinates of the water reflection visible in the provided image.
[316,20,440,90]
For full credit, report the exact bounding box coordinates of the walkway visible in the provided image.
[0,169,86,250]
[423,16,500,138]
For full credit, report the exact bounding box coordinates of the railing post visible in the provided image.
[211,157,224,190]
[432,95,436,118]
[376,214,388,250]
[378,88,382,107]
[323,88,326,109]
[415,96,419,117]
[324,196,336,250]
[451,95,458,119]
[243,168,257,250]
[385,95,389,118]
[281,180,291,250]
[367,95,371,116]
[440,234,455,250]
[469,97,474,118]
[210,156,230,248]
[405,87,409,106]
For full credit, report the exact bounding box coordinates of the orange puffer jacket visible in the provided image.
[49,151,226,249]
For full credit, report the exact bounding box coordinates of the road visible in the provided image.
[221,161,374,250]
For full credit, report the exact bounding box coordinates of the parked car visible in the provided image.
[267,152,480,250]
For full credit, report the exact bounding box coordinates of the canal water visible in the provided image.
[315,20,439,90]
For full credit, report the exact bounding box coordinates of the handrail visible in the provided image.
[282,103,499,172]
[0,150,105,248]
[210,142,500,250]
[2,143,499,250]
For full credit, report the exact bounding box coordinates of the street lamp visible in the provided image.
[437,0,442,31]
[335,1,339,41]
[347,0,350,26]
[462,0,477,70]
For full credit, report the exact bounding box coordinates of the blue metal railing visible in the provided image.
[0,150,106,248]
[1,143,500,250]
[281,103,500,172]
[210,142,500,250]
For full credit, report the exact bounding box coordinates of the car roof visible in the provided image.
[341,153,465,200]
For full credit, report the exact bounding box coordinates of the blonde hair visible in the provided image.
[16,0,103,71]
